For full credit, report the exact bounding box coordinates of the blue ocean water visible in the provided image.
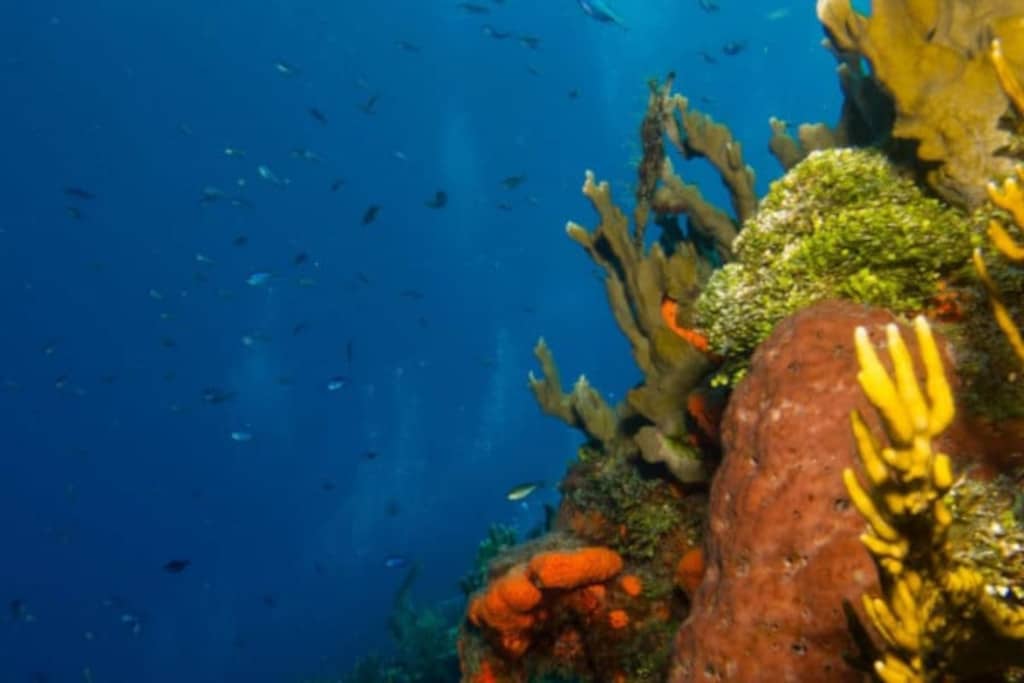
[0,2,838,681]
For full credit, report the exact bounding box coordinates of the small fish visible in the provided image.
[290,148,321,163]
[357,94,379,115]
[273,60,299,76]
[66,206,83,220]
[233,234,248,247]
[500,174,527,189]
[456,2,490,13]
[230,430,253,442]
[363,450,379,460]
[163,560,190,573]
[257,165,289,186]
[399,289,424,300]
[526,65,541,76]
[766,7,791,20]
[568,88,580,99]
[386,499,401,516]
[202,387,235,404]
[355,272,371,286]
[63,187,95,200]
[326,376,348,391]
[481,25,511,39]
[262,594,277,608]
[697,50,718,65]
[383,555,410,569]
[362,205,381,225]
[330,178,345,192]
[292,322,309,336]
[293,251,309,265]
[576,0,628,29]
[518,35,541,49]
[199,186,225,205]
[495,201,513,211]
[424,190,448,208]
[506,481,543,501]
[722,40,747,56]
[195,252,214,265]
[307,107,327,125]
[396,40,421,52]
[246,271,272,286]
[224,147,245,158]
[698,0,720,12]
[392,150,409,162]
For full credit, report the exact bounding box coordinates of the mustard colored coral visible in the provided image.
[817,0,1024,208]
[847,318,1024,681]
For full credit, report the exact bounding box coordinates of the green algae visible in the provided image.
[696,148,974,359]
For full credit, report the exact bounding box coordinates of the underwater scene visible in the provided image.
[3,0,1024,681]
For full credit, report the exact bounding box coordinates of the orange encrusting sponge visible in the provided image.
[527,547,624,589]
[469,565,541,635]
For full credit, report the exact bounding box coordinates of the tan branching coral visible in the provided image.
[565,172,713,439]
[638,74,756,260]
[528,338,618,448]
[816,0,1024,208]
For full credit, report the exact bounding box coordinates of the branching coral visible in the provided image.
[975,41,1024,365]
[846,318,1024,682]
[528,338,619,449]
[816,0,1024,208]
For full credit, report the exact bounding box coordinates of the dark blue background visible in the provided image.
[0,1,838,680]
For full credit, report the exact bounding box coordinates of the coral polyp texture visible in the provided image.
[695,148,973,360]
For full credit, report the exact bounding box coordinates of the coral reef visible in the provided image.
[460,539,683,682]
[816,0,1024,208]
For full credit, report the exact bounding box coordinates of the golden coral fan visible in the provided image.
[973,39,1024,365]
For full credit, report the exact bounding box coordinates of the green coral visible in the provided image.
[459,524,518,597]
[696,148,974,358]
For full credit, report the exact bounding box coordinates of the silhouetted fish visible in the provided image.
[396,40,421,52]
[307,107,327,125]
[362,205,381,225]
[456,2,490,13]
[698,0,719,12]
[500,174,527,189]
[518,35,541,49]
[576,0,627,29]
[163,560,190,573]
[357,94,379,115]
[722,40,747,56]
[330,178,345,192]
[424,190,448,208]
[63,187,95,200]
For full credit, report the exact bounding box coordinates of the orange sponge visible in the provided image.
[619,574,642,597]
[676,548,705,595]
[528,547,623,589]
[469,565,540,633]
